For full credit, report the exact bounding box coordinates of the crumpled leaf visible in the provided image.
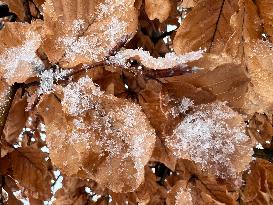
[173,0,239,54]
[223,0,273,115]
[38,76,156,192]
[10,147,52,200]
[4,96,28,144]
[42,0,138,67]
[145,0,172,22]
[166,101,254,186]
[53,177,92,205]
[0,21,44,85]
[248,113,273,145]
[242,159,273,204]
[163,63,250,110]
[172,159,240,204]
[180,0,197,8]
[243,40,273,115]
[2,0,26,21]
[256,0,273,42]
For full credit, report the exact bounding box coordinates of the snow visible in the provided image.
[167,101,253,181]
[171,97,194,117]
[38,68,71,95]
[0,31,44,85]
[108,48,203,70]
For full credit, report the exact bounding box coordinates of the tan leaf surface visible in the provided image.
[248,113,273,145]
[180,0,197,8]
[2,0,25,20]
[173,160,240,204]
[0,21,44,85]
[38,76,156,192]
[4,96,28,144]
[145,0,172,22]
[10,147,52,200]
[53,177,90,205]
[243,40,273,115]
[163,63,250,110]
[256,0,273,42]
[173,0,239,54]
[166,102,254,186]
[242,159,273,204]
[223,0,273,115]
[42,0,138,67]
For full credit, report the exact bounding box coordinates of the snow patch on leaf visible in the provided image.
[108,48,203,69]
[166,102,254,184]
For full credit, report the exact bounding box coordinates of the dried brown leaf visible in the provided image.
[42,0,138,67]
[166,102,254,186]
[256,0,273,42]
[248,113,273,145]
[4,96,28,144]
[145,0,172,22]
[10,147,52,200]
[242,159,273,204]
[38,77,156,192]
[173,159,240,204]
[174,0,239,54]
[0,21,44,85]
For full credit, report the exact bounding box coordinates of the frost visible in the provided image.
[38,68,71,95]
[41,76,157,192]
[0,31,44,85]
[167,102,254,182]
[175,186,192,205]
[61,76,104,116]
[171,97,194,118]
[108,48,203,69]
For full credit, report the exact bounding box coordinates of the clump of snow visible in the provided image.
[61,76,104,116]
[0,31,44,85]
[107,48,203,69]
[167,101,253,182]
[49,76,156,192]
[38,67,71,95]
[170,97,194,118]
[58,0,134,65]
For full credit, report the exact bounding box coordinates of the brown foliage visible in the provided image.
[1,0,273,204]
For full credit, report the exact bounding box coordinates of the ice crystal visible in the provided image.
[61,76,104,116]
[108,48,203,69]
[0,31,44,85]
[171,97,194,118]
[167,102,253,181]
[38,68,71,95]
